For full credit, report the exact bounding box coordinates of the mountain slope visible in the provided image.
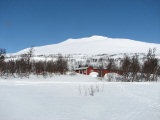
[15,36,160,55]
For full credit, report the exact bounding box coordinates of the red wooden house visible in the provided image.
[74,66,122,77]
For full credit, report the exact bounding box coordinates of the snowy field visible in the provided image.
[0,75,160,120]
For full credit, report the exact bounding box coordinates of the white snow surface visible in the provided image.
[89,72,98,77]
[0,75,160,120]
[14,35,160,55]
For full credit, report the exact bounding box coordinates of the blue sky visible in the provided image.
[0,0,160,53]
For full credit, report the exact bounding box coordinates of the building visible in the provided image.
[74,66,122,77]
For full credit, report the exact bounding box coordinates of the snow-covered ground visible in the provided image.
[0,75,160,120]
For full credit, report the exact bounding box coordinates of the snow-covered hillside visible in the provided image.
[14,36,160,55]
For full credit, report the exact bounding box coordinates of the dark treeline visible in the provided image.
[0,48,159,81]
[111,49,160,81]
[0,48,68,78]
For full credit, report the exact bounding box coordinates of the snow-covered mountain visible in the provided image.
[15,36,160,55]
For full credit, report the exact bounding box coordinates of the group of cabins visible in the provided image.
[74,66,122,77]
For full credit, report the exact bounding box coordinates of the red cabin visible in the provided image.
[74,66,122,77]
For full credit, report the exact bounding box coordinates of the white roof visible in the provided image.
[74,67,88,70]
